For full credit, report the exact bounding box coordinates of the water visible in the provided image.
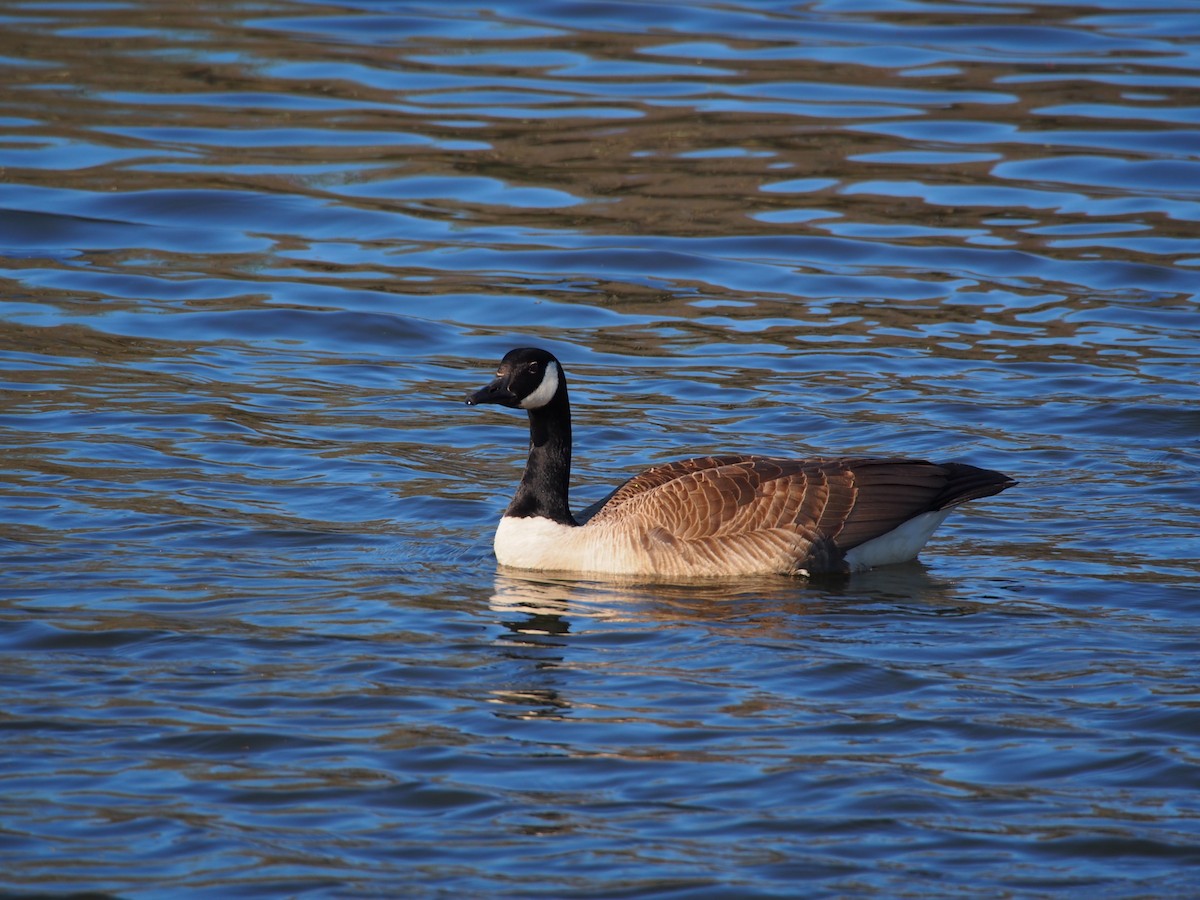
[2,0,1198,896]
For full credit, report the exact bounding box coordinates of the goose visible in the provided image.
[466,347,1016,579]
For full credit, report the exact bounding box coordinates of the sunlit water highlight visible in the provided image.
[1,0,1198,896]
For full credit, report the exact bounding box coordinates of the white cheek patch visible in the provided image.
[519,361,560,409]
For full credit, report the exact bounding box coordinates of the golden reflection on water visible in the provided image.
[5,0,1197,271]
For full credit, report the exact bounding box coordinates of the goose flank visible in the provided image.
[466,347,1016,579]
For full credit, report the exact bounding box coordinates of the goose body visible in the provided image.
[467,348,1015,579]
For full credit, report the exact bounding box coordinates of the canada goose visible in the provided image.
[467,347,1016,579]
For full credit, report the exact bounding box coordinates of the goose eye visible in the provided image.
[528,362,540,373]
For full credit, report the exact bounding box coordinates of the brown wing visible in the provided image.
[587,455,1013,573]
[585,455,751,520]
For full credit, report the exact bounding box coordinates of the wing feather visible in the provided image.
[586,455,1013,574]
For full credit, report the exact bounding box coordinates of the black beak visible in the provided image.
[466,376,518,407]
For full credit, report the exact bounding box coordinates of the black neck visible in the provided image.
[504,384,576,525]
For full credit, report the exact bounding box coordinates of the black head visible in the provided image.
[466,347,564,410]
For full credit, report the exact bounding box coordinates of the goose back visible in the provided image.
[574,455,1008,577]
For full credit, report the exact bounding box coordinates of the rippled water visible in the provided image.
[2,0,1199,896]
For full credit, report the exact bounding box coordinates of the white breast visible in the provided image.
[493,515,796,578]
[492,515,644,575]
[494,516,572,570]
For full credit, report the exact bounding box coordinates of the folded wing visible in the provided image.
[587,455,1013,574]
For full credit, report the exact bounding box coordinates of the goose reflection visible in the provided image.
[489,564,983,635]
[483,567,991,723]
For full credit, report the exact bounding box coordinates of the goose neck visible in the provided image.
[506,392,575,525]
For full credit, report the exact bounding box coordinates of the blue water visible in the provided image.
[2,0,1199,896]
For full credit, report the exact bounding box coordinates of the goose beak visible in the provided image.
[466,376,518,407]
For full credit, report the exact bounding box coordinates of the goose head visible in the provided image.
[466,347,564,411]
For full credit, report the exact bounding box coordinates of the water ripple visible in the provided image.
[2,0,1199,897]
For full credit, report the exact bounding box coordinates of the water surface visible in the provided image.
[2,0,1199,896]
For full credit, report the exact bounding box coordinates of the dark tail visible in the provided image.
[934,462,1017,509]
